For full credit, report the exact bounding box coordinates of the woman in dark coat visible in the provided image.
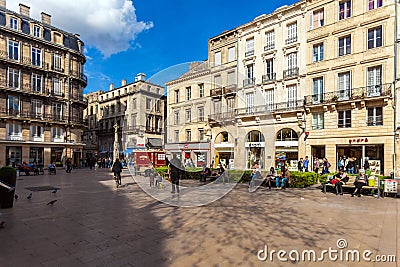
[112,158,123,186]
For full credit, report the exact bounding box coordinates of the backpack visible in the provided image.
[327,162,331,168]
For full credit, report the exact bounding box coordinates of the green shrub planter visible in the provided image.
[0,166,17,209]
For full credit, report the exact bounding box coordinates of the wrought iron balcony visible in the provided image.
[211,87,223,98]
[367,116,383,126]
[245,50,254,57]
[262,73,276,83]
[285,36,298,45]
[208,110,236,124]
[264,43,275,51]
[236,100,304,117]
[224,84,237,96]
[243,78,255,87]
[304,83,392,106]
[283,67,299,79]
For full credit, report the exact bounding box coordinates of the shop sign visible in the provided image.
[349,138,368,144]
[245,142,265,148]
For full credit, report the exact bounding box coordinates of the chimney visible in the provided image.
[109,83,114,91]
[0,0,6,9]
[122,79,127,86]
[41,12,51,25]
[19,4,30,17]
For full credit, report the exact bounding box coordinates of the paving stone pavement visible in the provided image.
[0,168,398,267]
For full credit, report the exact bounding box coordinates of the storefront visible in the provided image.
[6,146,22,166]
[51,147,64,167]
[245,130,265,169]
[214,131,234,169]
[337,144,384,175]
[275,128,299,171]
[165,142,211,168]
[29,147,44,164]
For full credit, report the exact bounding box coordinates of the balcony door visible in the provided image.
[367,66,382,97]
[312,77,324,104]
[338,72,351,100]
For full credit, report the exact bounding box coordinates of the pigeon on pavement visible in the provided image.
[51,189,58,194]
[27,193,32,200]
[47,200,57,205]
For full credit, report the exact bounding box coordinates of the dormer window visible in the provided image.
[10,17,18,30]
[53,32,62,44]
[33,25,41,38]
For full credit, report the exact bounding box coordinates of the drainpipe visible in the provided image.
[394,0,398,175]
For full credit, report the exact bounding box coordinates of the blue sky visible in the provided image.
[8,0,298,93]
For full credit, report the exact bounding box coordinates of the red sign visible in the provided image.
[184,144,189,149]
[349,138,369,144]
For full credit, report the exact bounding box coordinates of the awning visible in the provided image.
[124,148,134,154]
[146,138,162,148]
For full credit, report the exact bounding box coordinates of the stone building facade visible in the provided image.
[0,1,87,167]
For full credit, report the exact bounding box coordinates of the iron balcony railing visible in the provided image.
[211,87,223,98]
[285,36,298,45]
[245,50,254,57]
[243,78,255,87]
[283,67,299,79]
[262,73,276,83]
[367,116,383,126]
[224,84,238,95]
[304,83,392,106]
[208,110,236,122]
[236,100,304,116]
[264,43,275,51]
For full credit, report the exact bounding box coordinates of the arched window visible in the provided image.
[215,131,230,143]
[276,128,298,142]
[246,130,265,142]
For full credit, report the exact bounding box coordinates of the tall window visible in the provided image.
[312,113,324,129]
[367,107,383,126]
[245,64,254,86]
[214,75,221,88]
[31,125,43,137]
[368,0,382,10]
[175,130,179,142]
[186,86,191,101]
[33,25,41,38]
[185,109,191,123]
[174,111,180,125]
[311,9,324,29]
[286,22,297,44]
[265,59,274,82]
[52,127,64,139]
[8,95,19,115]
[246,92,254,114]
[131,115,137,128]
[7,123,22,139]
[31,99,43,117]
[198,128,204,141]
[175,90,179,103]
[246,38,254,56]
[338,71,351,100]
[8,68,20,88]
[9,17,18,30]
[228,71,235,86]
[227,98,235,111]
[338,110,351,128]
[146,98,151,110]
[367,26,382,49]
[186,129,191,142]
[53,78,62,96]
[8,40,19,61]
[287,53,297,69]
[214,51,221,66]
[214,100,221,115]
[199,83,204,97]
[53,54,62,71]
[198,107,204,122]
[31,47,42,66]
[313,77,324,103]
[265,30,275,51]
[52,103,62,120]
[339,0,351,20]
[287,85,297,108]
[265,89,274,112]
[338,35,351,56]
[31,73,42,93]
[228,47,235,62]
[367,66,382,96]
[312,43,324,62]
[132,98,137,109]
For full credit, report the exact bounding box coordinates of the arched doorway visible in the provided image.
[245,130,265,169]
[214,131,234,169]
[275,128,299,171]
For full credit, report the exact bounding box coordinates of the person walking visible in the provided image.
[313,157,320,173]
[112,158,123,187]
[303,156,309,172]
[168,156,183,194]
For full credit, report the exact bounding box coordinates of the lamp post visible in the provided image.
[113,123,119,163]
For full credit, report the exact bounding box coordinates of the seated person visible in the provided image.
[265,167,277,189]
[20,161,30,176]
[352,169,367,197]
[48,162,57,174]
[331,168,349,195]
[276,166,290,190]
[201,165,211,182]
[31,161,39,175]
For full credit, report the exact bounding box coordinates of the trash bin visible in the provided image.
[0,166,17,209]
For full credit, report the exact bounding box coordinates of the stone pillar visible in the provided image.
[44,147,51,166]
[113,123,119,162]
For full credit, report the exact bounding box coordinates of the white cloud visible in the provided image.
[7,0,153,57]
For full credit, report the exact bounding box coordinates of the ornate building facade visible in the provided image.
[0,1,87,167]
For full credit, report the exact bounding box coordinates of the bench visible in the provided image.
[205,170,219,182]
[323,175,380,195]
[17,165,45,176]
